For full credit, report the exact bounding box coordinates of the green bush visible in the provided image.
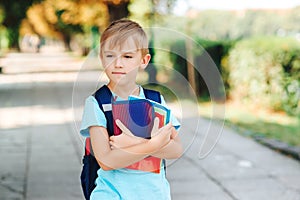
[227,36,300,116]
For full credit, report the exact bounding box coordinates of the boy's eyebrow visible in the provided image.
[103,50,115,54]
[122,50,137,54]
[103,50,138,54]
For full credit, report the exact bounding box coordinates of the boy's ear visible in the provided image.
[140,54,151,70]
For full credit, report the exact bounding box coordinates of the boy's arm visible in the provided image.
[90,122,172,171]
[109,119,183,160]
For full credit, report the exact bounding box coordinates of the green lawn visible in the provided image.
[199,102,300,147]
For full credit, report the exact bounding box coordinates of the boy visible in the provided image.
[80,19,182,200]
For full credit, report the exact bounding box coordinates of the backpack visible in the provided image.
[80,85,162,200]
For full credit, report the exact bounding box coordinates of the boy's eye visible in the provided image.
[106,54,113,58]
[124,55,133,59]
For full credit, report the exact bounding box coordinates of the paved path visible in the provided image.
[0,52,300,200]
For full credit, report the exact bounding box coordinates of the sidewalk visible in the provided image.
[0,52,300,200]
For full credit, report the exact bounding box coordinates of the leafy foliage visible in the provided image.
[226,36,300,116]
[20,0,110,50]
[1,0,131,50]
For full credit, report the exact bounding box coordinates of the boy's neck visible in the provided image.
[107,82,140,99]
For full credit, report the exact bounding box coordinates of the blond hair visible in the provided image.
[100,19,149,57]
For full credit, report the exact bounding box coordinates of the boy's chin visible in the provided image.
[112,79,133,87]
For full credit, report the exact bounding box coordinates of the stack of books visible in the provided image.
[112,96,170,173]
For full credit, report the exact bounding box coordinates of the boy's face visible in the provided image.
[101,36,150,87]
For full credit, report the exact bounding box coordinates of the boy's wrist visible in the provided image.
[144,139,158,154]
[147,137,169,154]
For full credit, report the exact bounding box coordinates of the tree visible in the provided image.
[0,0,43,50]
[20,0,133,51]
[129,0,178,83]
[22,0,108,51]
[2,0,132,50]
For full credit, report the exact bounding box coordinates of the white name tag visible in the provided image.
[102,104,112,112]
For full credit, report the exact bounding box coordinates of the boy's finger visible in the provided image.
[151,117,160,136]
[109,136,114,141]
[157,123,172,136]
[153,117,160,130]
[159,122,172,131]
[115,119,133,135]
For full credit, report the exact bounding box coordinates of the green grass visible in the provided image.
[199,102,300,147]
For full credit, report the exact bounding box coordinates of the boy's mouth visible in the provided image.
[112,72,126,75]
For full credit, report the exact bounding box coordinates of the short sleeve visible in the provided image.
[80,96,107,137]
[159,95,181,130]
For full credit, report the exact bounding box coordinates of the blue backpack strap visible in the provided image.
[143,88,161,104]
[93,85,114,136]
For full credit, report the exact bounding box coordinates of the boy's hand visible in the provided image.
[109,119,147,149]
[149,117,172,151]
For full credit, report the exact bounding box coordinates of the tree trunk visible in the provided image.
[106,1,130,22]
[62,33,71,52]
[7,26,20,51]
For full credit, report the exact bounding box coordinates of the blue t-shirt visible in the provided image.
[80,87,180,200]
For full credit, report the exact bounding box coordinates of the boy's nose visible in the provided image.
[115,56,123,67]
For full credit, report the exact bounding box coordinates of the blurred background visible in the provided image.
[1,0,298,153]
[0,0,299,199]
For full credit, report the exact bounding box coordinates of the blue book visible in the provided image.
[112,99,155,138]
[128,95,171,128]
